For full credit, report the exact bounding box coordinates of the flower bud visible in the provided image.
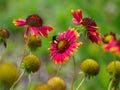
[0,63,19,86]
[80,59,99,78]
[25,35,42,50]
[21,54,40,73]
[107,60,120,77]
[47,77,66,90]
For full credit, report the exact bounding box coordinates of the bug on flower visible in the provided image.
[52,35,58,44]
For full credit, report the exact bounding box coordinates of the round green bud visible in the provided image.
[0,63,19,86]
[107,60,120,77]
[47,77,66,90]
[25,35,41,49]
[34,83,52,90]
[80,59,99,77]
[22,54,40,73]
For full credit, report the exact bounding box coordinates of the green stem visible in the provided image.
[55,65,62,76]
[28,74,31,90]
[108,79,113,90]
[76,77,86,90]
[10,70,25,90]
[71,56,76,90]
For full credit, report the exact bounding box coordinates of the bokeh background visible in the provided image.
[0,0,120,90]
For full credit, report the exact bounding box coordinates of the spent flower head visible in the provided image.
[13,14,54,38]
[0,63,19,86]
[80,59,99,78]
[71,9,101,44]
[47,77,66,90]
[0,28,10,47]
[49,28,82,64]
[21,54,40,73]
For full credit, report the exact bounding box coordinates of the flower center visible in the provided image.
[82,18,96,27]
[57,39,69,53]
[26,14,43,27]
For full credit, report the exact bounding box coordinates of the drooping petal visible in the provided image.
[13,19,26,26]
[30,27,41,35]
[71,9,83,24]
[24,26,29,38]
[39,25,54,38]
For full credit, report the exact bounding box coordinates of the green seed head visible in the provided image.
[47,77,66,90]
[80,59,100,77]
[22,54,40,73]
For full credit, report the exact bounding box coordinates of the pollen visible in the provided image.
[57,39,70,53]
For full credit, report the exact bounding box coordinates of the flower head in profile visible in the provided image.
[103,32,120,56]
[71,9,101,44]
[102,32,116,44]
[103,40,120,56]
[13,14,54,38]
[49,28,82,64]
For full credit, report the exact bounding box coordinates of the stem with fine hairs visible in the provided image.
[55,64,63,76]
[76,77,86,90]
[71,56,76,90]
[10,70,25,90]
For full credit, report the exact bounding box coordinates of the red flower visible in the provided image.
[49,28,82,64]
[71,9,101,44]
[13,14,54,38]
[103,40,120,56]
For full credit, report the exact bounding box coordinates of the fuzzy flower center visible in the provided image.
[82,18,96,27]
[26,14,43,27]
[57,39,69,53]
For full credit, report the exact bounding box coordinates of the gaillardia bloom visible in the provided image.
[102,32,116,44]
[71,9,101,44]
[13,14,54,38]
[49,28,82,64]
[103,40,120,56]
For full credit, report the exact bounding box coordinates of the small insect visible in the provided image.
[52,35,58,44]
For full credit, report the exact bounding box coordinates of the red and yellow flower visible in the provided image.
[13,14,54,38]
[71,9,101,44]
[49,28,82,64]
[103,40,120,56]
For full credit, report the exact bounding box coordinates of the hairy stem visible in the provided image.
[76,77,86,90]
[10,70,25,90]
[71,56,76,90]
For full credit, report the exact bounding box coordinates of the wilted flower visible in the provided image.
[13,14,54,38]
[71,9,101,44]
[21,54,40,73]
[80,59,99,78]
[0,28,10,47]
[0,63,19,87]
[49,28,82,64]
[47,77,66,90]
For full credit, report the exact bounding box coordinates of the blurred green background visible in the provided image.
[0,0,120,90]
